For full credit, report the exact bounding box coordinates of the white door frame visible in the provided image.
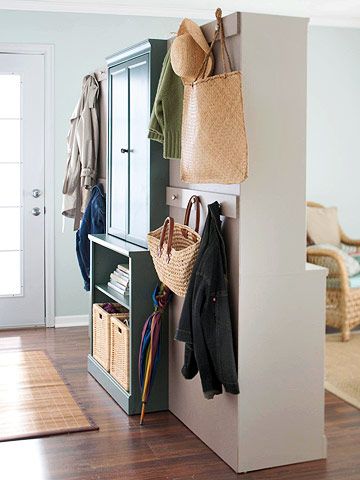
[0,43,55,327]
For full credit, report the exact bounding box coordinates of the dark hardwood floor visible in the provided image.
[0,327,358,480]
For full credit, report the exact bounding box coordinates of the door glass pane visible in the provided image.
[0,74,22,296]
[0,75,20,118]
[0,251,21,296]
[0,208,20,250]
[0,120,20,163]
[0,164,20,206]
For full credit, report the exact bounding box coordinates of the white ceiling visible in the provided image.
[0,0,360,26]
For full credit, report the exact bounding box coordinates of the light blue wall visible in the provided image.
[307,26,360,237]
[0,10,182,317]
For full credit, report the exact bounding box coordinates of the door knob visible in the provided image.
[120,148,128,154]
[31,207,41,216]
[32,189,41,198]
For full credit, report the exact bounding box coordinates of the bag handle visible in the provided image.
[194,8,233,83]
[183,195,201,232]
[158,217,174,263]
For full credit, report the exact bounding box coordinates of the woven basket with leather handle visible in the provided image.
[147,196,201,297]
[181,8,248,184]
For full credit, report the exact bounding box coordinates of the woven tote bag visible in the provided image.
[147,196,201,297]
[181,8,248,184]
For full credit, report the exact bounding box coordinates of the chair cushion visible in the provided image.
[307,243,360,277]
[341,244,359,255]
[307,206,341,245]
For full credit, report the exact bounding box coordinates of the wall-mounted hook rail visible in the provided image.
[166,187,238,219]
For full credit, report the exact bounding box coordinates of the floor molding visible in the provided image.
[55,314,89,328]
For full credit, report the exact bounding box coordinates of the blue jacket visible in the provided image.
[76,184,105,291]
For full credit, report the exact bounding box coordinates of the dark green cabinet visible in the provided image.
[88,233,169,415]
[88,40,169,416]
[107,39,168,248]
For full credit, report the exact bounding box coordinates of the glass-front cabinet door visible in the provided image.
[108,54,150,248]
[107,39,168,249]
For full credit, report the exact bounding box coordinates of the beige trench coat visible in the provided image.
[62,73,99,230]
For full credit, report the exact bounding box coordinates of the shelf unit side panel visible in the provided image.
[130,251,169,414]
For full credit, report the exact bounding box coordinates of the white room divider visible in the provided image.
[168,12,327,473]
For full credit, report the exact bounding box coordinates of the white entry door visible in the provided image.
[0,53,45,327]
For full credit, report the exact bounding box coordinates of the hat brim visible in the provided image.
[175,18,214,82]
[178,18,210,55]
[181,52,214,84]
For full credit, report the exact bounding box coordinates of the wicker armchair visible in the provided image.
[306,201,360,341]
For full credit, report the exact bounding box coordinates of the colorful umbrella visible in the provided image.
[138,282,172,425]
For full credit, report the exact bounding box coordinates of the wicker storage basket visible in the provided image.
[92,303,129,371]
[147,196,201,297]
[110,316,130,391]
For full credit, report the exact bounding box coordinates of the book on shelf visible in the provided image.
[117,264,129,275]
[110,273,129,287]
[109,278,127,291]
[107,281,129,296]
[109,276,128,291]
[114,268,129,280]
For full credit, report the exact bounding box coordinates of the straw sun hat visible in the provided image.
[171,18,214,84]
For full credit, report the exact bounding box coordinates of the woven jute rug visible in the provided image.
[0,350,97,441]
[325,333,360,409]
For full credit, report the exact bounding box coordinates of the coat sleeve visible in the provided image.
[175,262,199,380]
[207,249,239,396]
[148,50,170,144]
[148,48,183,159]
[78,84,99,189]
[181,343,198,380]
[193,274,223,399]
[62,116,80,195]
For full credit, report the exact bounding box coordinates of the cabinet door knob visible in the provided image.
[121,148,128,154]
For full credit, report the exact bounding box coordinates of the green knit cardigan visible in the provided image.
[148,48,183,160]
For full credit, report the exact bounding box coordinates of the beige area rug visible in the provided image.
[326,333,360,409]
[0,350,97,441]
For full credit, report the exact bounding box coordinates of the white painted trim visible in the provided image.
[43,44,55,328]
[0,43,55,327]
[0,0,215,18]
[55,314,89,328]
[1,0,360,28]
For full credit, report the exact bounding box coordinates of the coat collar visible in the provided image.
[70,73,99,120]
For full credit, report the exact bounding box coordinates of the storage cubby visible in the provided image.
[88,233,168,415]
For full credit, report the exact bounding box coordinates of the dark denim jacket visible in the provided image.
[76,184,105,291]
[175,202,239,399]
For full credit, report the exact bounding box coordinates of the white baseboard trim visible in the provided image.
[55,314,89,328]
